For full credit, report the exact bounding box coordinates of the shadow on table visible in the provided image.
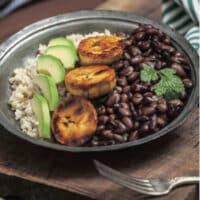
[0,174,92,200]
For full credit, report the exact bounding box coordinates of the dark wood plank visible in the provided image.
[0,109,198,199]
[0,0,198,200]
[0,174,91,200]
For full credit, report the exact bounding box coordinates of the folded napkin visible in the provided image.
[162,0,199,55]
[0,0,32,18]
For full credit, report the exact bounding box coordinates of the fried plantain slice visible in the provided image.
[78,35,123,65]
[51,96,97,146]
[65,65,116,98]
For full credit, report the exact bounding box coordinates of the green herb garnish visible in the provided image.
[140,66,185,100]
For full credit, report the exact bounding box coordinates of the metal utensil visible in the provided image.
[94,160,199,196]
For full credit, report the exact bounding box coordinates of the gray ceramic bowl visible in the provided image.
[0,10,198,152]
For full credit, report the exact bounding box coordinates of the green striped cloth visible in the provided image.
[162,0,199,55]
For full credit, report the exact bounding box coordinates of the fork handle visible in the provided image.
[172,176,200,187]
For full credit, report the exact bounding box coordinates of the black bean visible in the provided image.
[106,93,120,106]
[144,96,155,104]
[143,24,153,29]
[118,108,131,116]
[133,26,145,33]
[120,102,129,109]
[146,28,159,35]
[129,46,142,56]
[115,86,123,93]
[171,63,186,77]
[133,121,140,129]
[155,60,162,70]
[107,107,114,114]
[119,66,134,76]
[113,120,127,134]
[153,35,160,42]
[120,93,129,102]
[96,125,105,132]
[112,61,124,70]
[98,115,109,124]
[116,32,127,39]
[91,140,99,146]
[168,99,183,107]
[180,92,187,100]
[113,103,120,109]
[134,31,146,41]
[124,52,131,60]
[144,92,153,97]
[158,30,164,38]
[131,93,143,105]
[97,106,106,115]
[150,114,157,130]
[137,41,150,51]
[123,60,130,68]
[128,131,139,141]
[117,77,128,86]
[162,61,167,67]
[139,123,150,133]
[129,102,136,113]
[154,53,162,59]
[162,50,171,59]
[127,72,139,82]
[130,55,143,65]
[101,130,114,139]
[143,56,157,62]
[163,35,171,44]
[105,140,115,145]
[161,44,175,53]
[128,92,133,99]
[132,84,149,93]
[124,39,133,46]
[157,99,167,113]
[141,106,156,116]
[139,62,147,69]
[170,56,187,64]
[143,48,153,56]
[109,114,116,120]
[91,26,191,147]
[183,79,193,88]
[122,85,131,93]
[157,116,167,127]
[113,134,125,143]
[137,116,149,122]
[122,117,133,129]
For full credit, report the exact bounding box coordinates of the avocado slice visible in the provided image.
[33,74,59,111]
[46,45,78,69]
[31,94,51,139]
[48,37,76,51]
[37,55,65,84]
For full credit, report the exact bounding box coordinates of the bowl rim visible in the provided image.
[0,10,198,153]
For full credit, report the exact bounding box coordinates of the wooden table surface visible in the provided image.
[0,0,199,200]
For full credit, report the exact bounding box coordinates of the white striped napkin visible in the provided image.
[162,0,199,55]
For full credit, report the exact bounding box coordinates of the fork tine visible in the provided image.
[94,160,151,186]
[94,160,155,194]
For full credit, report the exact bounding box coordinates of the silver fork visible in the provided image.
[94,160,199,196]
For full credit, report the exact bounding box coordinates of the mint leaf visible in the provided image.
[159,68,176,76]
[154,74,185,100]
[140,66,185,100]
[140,66,158,82]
